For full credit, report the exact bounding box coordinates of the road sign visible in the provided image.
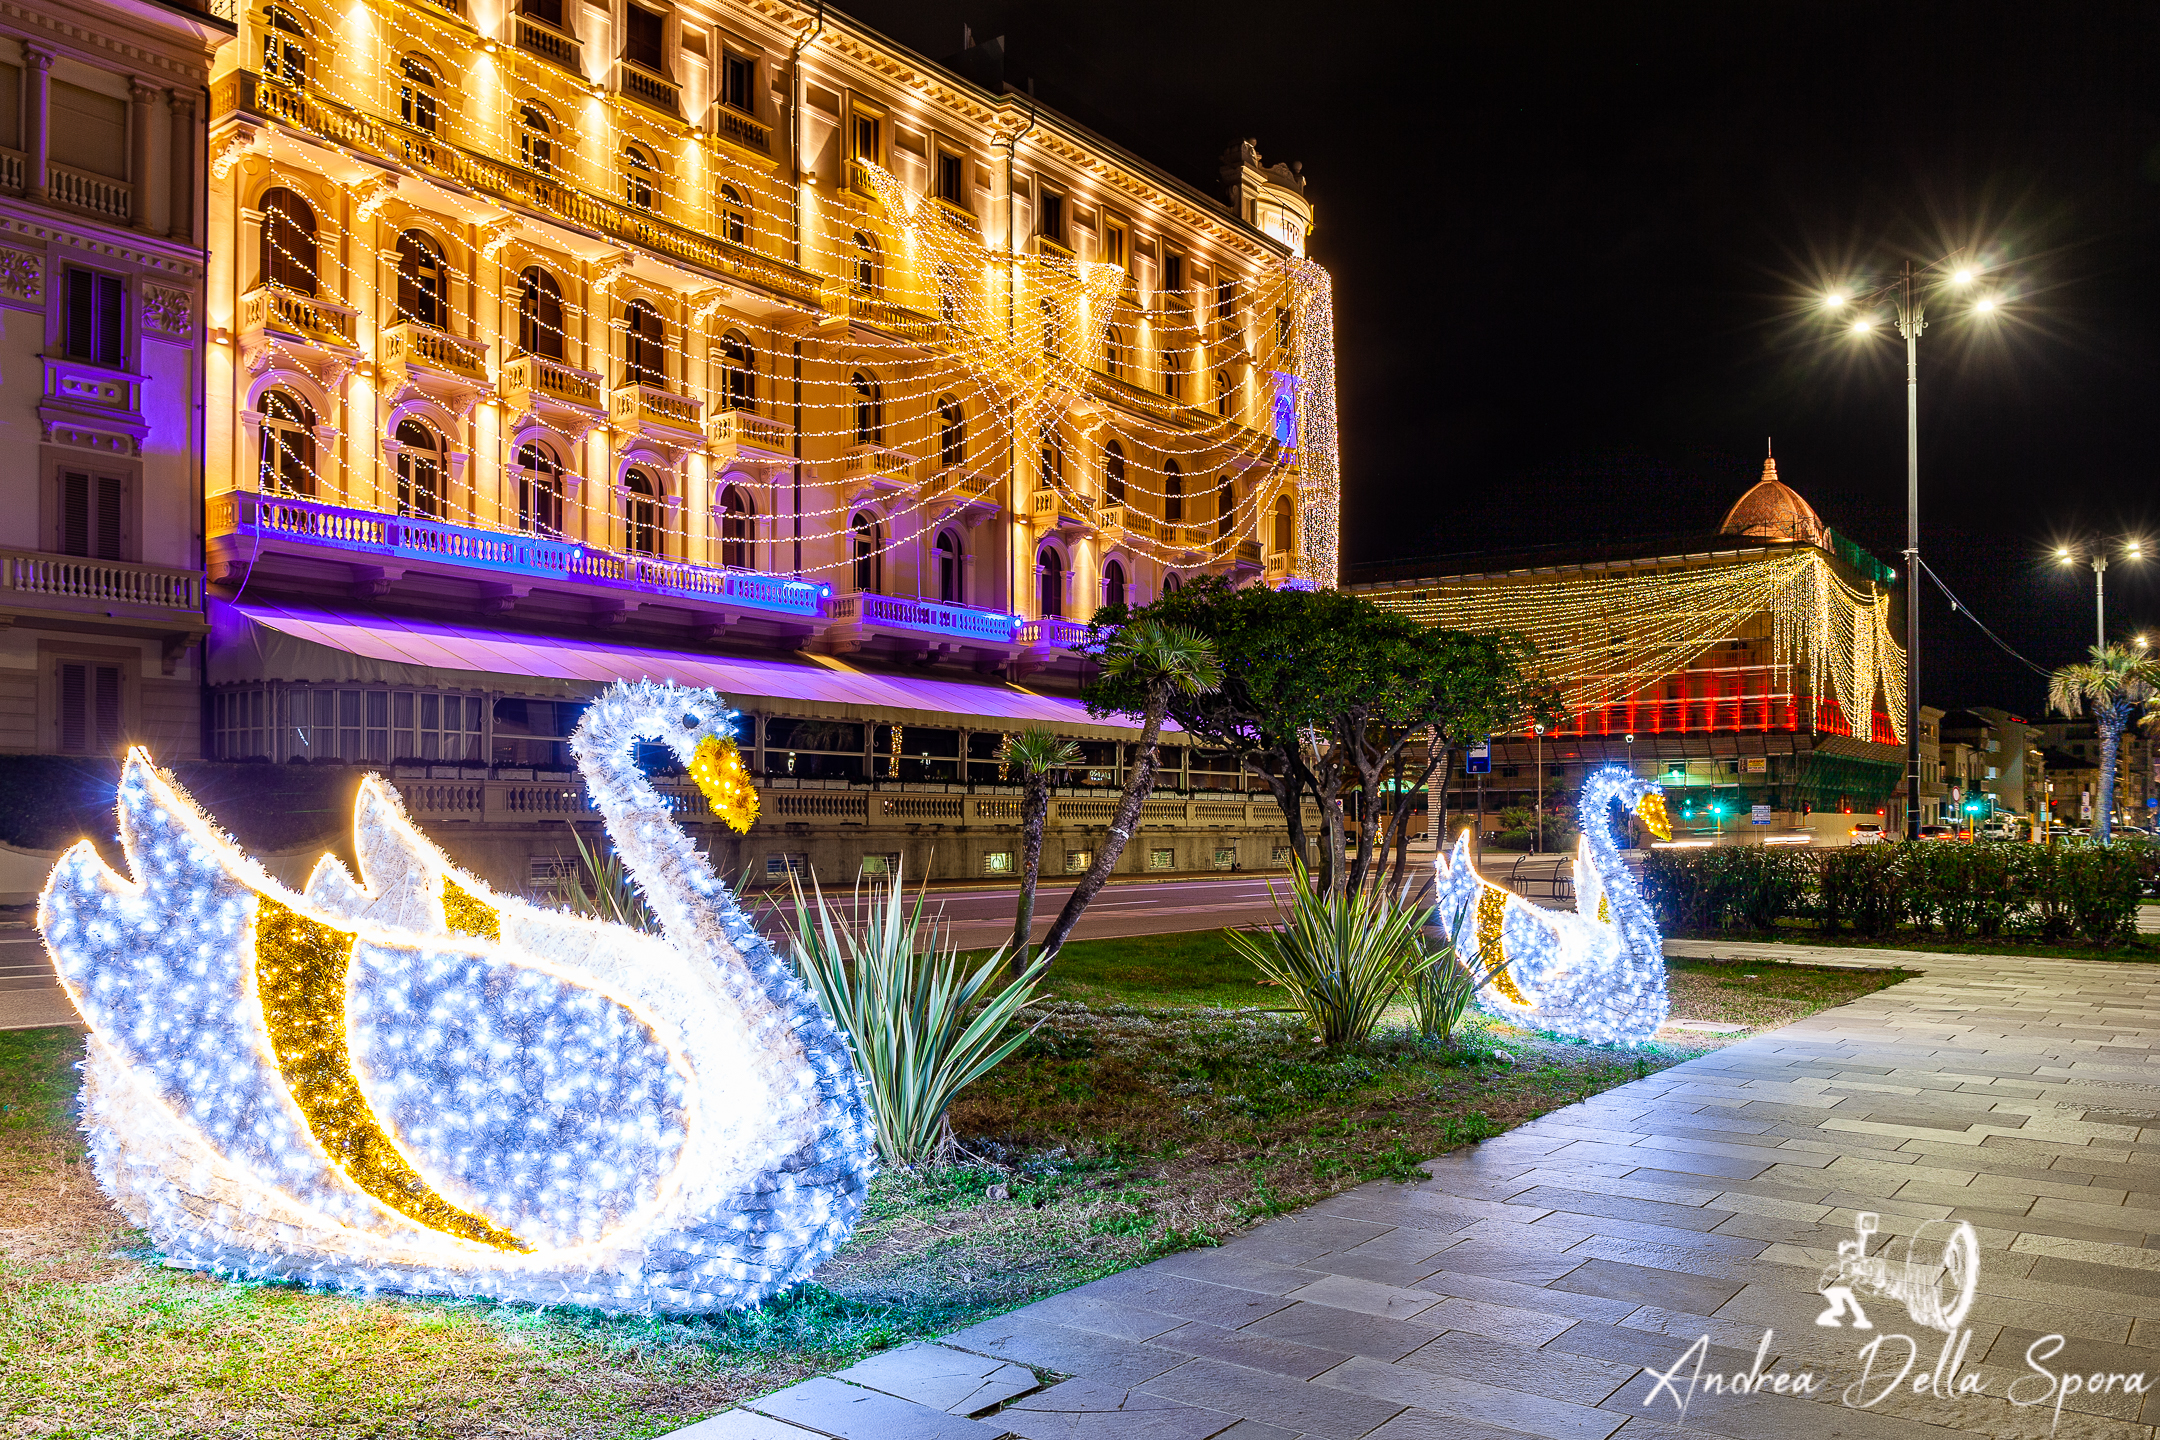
[1751,804,1771,825]
[1465,739,1490,775]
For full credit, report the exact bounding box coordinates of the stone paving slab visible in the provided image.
[678,942,2160,1438]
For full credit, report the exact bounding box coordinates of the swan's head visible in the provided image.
[598,681,759,832]
[1582,764,1671,841]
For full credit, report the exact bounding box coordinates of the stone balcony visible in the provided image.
[501,353,605,437]
[823,590,1021,662]
[921,467,1000,523]
[380,321,489,408]
[709,408,793,469]
[513,12,581,71]
[610,381,704,447]
[839,444,919,493]
[238,284,361,380]
[0,548,207,668]
[614,59,681,118]
[1028,488,1097,535]
[712,103,771,158]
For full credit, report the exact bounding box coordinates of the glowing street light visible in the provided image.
[2056,539,2146,649]
[1810,249,2005,841]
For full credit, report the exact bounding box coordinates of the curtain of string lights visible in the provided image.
[223,0,1340,585]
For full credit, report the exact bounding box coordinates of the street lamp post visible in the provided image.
[1532,722,1546,855]
[2055,541,2143,649]
[1821,257,2000,842]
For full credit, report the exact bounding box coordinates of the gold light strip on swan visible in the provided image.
[1476,886,1531,1006]
[254,896,531,1252]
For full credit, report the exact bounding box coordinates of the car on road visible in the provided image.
[1917,824,1957,842]
[1849,821,1886,846]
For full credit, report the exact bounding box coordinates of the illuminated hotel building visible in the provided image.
[198,2,1336,887]
[0,0,230,759]
[1351,462,1913,839]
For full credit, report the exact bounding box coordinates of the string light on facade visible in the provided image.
[39,681,872,1313]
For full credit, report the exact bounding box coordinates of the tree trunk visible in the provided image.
[1039,687,1168,960]
[1008,773,1051,978]
[1259,758,1307,869]
[2099,711,2122,845]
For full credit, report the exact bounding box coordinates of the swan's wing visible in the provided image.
[1435,832,1481,953]
[304,777,452,934]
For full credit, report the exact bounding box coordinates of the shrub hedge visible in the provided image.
[1643,839,2152,948]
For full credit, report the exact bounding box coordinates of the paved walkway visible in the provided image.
[685,942,2160,1439]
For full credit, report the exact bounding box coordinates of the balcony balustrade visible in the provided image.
[238,283,362,379]
[615,60,681,117]
[500,352,605,429]
[708,407,792,465]
[712,103,770,155]
[840,443,919,491]
[1234,539,1264,569]
[845,293,939,345]
[0,549,200,613]
[0,146,22,192]
[1029,488,1097,534]
[826,591,1020,650]
[1019,616,1090,651]
[514,13,581,70]
[610,381,704,444]
[1264,550,1296,582]
[381,321,490,403]
[921,467,1000,520]
[208,490,823,620]
[1098,504,1160,541]
[49,161,132,223]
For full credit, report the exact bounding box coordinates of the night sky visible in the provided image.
[833,0,2160,718]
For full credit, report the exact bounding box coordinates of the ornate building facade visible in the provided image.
[200,1,1335,888]
[0,0,230,759]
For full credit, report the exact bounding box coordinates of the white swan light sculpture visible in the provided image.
[1435,764,1673,1046]
[38,680,875,1313]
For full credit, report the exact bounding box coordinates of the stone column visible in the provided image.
[24,47,51,202]
[167,89,196,244]
[130,80,164,234]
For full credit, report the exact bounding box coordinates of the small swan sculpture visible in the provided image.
[38,680,875,1313]
[1435,764,1673,1046]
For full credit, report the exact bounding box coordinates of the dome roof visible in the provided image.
[1719,456,1826,547]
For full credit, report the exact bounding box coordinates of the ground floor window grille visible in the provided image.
[1148,848,1174,870]
[983,851,1013,874]
[1065,849,1093,874]
[1213,847,1238,871]
[765,852,809,880]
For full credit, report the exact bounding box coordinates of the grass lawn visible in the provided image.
[1,935,1907,1439]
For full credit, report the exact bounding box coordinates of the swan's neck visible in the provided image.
[571,713,727,948]
[1582,779,1659,964]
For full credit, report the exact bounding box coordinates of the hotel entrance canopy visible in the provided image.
[208,601,1167,743]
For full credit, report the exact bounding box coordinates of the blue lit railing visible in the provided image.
[211,490,825,619]
[830,591,1020,645]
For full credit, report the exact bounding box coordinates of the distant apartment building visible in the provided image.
[0,0,230,758]
[2035,718,2154,828]
[1938,707,2043,824]
[198,2,1336,888]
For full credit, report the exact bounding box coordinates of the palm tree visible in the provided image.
[1004,728,1079,978]
[2047,643,2160,843]
[1039,621,1224,960]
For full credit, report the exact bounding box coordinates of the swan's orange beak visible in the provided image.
[1637,792,1673,841]
[689,734,762,834]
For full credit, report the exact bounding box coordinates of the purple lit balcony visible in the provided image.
[207,490,824,626]
[825,590,1022,660]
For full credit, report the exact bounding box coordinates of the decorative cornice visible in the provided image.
[0,208,205,277]
[0,0,218,87]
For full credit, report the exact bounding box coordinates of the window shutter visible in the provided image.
[96,274,124,365]
[96,476,122,559]
[58,663,85,752]
[58,662,124,753]
[94,666,121,750]
[60,472,123,559]
[61,470,89,556]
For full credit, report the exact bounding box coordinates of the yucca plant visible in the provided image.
[551,825,660,934]
[1226,863,1432,1048]
[1406,898,1508,1042]
[784,865,1046,1167]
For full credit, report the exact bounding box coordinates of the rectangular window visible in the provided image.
[851,110,881,164]
[1103,221,1126,269]
[64,268,125,368]
[523,0,563,25]
[625,5,665,70]
[983,851,1013,875]
[1213,847,1237,871]
[937,150,965,205]
[860,852,900,880]
[1065,849,1093,874]
[366,689,390,763]
[59,469,124,559]
[722,51,755,113]
[765,852,808,879]
[1039,190,1063,242]
[56,662,123,755]
[1163,252,1183,295]
[1148,848,1174,870]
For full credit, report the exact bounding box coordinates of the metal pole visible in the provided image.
[2094,555,2108,650]
[1899,261,1923,842]
[1534,729,1543,855]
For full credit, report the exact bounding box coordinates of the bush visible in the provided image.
[1226,866,1431,1048]
[1819,844,1905,936]
[1644,845,1811,933]
[1406,898,1511,1042]
[2057,844,2145,946]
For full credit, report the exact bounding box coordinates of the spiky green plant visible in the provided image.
[785,865,1046,1166]
[1406,899,1510,1041]
[1225,864,1432,1048]
[550,825,660,934]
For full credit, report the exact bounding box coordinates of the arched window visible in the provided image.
[623,299,665,388]
[1217,475,1234,539]
[719,332,754,411]
[258,388,316,496]
[935,528,963,603]
[1038,421,1062,483]
[851,511,881,593]
[719,484,754,568]
[399,56,438,134]
[1272,493,1294,553]
[263,5,307,86]
[1164,458,1183,522]
[395,418,441,518]
[850,231,878,294]
[937,396,964,468]
[520,105,553,176]
[1103,441,1126,504]
[1104,326,1129,380]
[623,146,655,210]
[1162,571,1182,596]
[850,371,882,445]
[516,441,563,536]
[1103,558,1126,609]
[1215,370,1232,419]
[517,266,563,358]
[623,468,661,556]
[1037,545,1064,619]
[395,230,444,328]
[719,185,747,247]
[259,187,317,295]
